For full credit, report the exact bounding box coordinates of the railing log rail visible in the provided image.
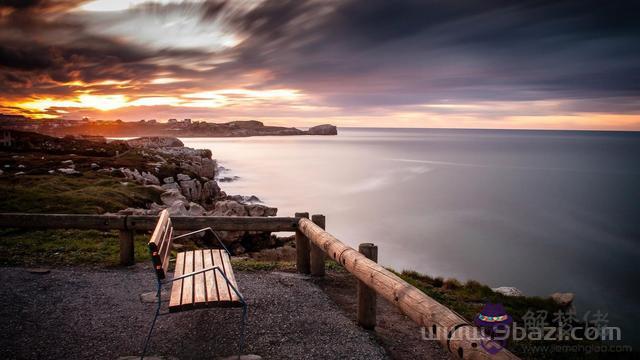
[297,217,520,360]
[0,213,298,266]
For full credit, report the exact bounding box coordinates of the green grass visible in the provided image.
[0,173,161,214]
[0,229,151,267]
[230,258,295,272]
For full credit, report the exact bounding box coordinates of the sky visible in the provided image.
[1,0,639,130]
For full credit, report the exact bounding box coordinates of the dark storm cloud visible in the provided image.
[218,0,640,112]
[0,0,212,97]
[1,0,639,117]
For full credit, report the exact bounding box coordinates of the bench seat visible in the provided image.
[169,249,243,312]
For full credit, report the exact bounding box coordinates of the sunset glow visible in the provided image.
[1,1,639,130]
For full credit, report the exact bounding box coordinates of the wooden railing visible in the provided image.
[295,215,520,360]
[0,212,520,359]
[0,213,297,265]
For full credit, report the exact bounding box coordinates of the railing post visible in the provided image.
[119,230,135,266]
[357,243,378,330]
[295,212,310,274]
[310,214,326,277]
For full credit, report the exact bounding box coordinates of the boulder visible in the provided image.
[187,202,206,216]
[201,180,221,203]
[17,164,25,168]
[126,136,184,148]
[163,176,174,184]
[210,200,248,216]
[15,171,25,175]
[179,179,202,201]
[61,160,74,166]
[160,189,187,207]
[141,171,160,185]
[246,204,277,217]
[149,203,167,213]
[550,292,575,307]
[308,124,338,135]
[492,287,523,297]
[167,201,188,216]
[227,194,261,204]
[118,207,158,215]
[176,173,191,181]
[121,168,144,182]
[90,163,100,169]
[161,183,179,191]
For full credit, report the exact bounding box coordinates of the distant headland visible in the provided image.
[0,114,338,138]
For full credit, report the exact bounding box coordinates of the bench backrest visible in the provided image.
[148,209,173,280]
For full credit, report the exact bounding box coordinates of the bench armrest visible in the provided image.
[171,227,231,254]
[164,266,219,283]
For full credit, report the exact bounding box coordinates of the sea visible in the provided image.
[181,128,640,345]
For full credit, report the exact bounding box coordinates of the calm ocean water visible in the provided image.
[182,128,640,344]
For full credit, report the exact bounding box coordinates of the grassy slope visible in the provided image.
[0,173,160,214]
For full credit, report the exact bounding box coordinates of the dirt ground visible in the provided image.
[316,271,452,360]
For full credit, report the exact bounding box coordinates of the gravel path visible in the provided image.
[0,265,388,360]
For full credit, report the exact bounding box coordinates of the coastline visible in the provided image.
[0,130,635,357]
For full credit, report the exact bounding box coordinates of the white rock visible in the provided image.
[201,180,221,203]
[48,170,55,174]
[141,171,160,185]
[61,160,74,165]
[177,173,191,181]
[167,201,188,216]
[211,200,248,216]
[246,204,278,217]
[187,202,206,216]
[149,203,167,212]
[550,292,575,307]
[160,189,187,207]
[58,168,80,175]
[163,176,174,184]
[492,287,523,297]
[17,164,25,168]
[90,163,100,169]
[179,179,202,201]
[15,171,25,175]
[161,183,179,191]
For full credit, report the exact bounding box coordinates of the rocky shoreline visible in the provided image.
[113,137,288,254]
[0,130,289,255]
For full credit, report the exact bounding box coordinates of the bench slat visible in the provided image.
[220,250,241,303]
[193,250,207,304]
[169,249,243,312]
[211,249,231,302]
[203,249,218,303]
[160,223,173,276]
[169,251,185,307]
[181,250,194,307]
[148,210,170,279]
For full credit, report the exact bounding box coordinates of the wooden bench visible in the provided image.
[141,209,247,358]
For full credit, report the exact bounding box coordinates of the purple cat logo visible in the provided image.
[474,303,512,355]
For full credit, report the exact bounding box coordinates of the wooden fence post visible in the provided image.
[295,212,310,274]
[358,243,378,330]
[310,214,326,277]
[119,230,135,266]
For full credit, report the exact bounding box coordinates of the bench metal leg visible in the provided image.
[238,302,247,357]
[141,281,162,359]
